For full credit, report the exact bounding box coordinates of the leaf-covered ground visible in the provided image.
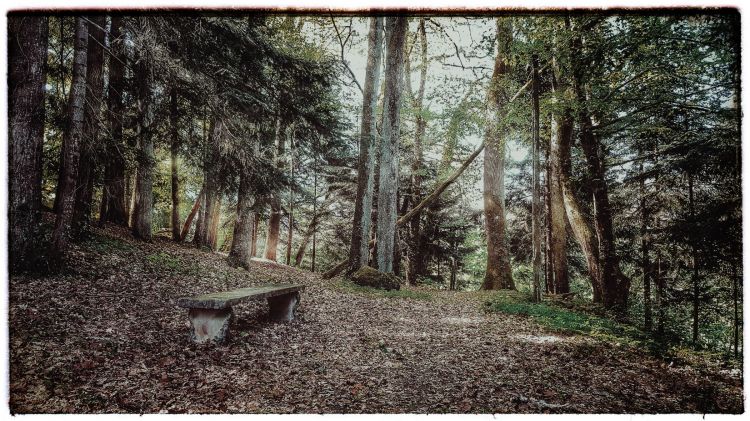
[9,225,744,413]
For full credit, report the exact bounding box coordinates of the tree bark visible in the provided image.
[264,118,286,261]
[100,16,129,226]
[228,170,256,269]
[481,18,515,291]
[531,54,542,302]
[197,117,226,251]
[170,86,181,241]
[51,17,88,258]
[348,17,384,273]
[251,213,260,257]
[405,18,428,285]
[640,158,653,331]
[375,16,408,274]
[132,19,155,241]
[72,15,106,238]
[9,15,48,270]
[548,64,570,293]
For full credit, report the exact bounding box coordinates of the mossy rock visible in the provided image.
[351,266,401,291]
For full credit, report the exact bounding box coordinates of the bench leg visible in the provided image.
[188,308,233,343]
[267,292,300,322]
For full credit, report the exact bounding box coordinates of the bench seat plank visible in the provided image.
[177,284,305,310]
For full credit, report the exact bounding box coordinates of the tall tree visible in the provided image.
[131,18,156,241]
[481,18,515,290]
[375,16,408,274]
[228,169,256,269]
[72,15,106,237]
[348,17,384,273]
[547,63,570,294]
[170,85,181,241]
[404,18,429,284]
[264,117,286,260]
[50,17,88,258]
[100,16,129,226]
[530,54,542,302]
[570,24,630,309]
[8,15,48,270]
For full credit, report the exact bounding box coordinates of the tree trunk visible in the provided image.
[228,170,256,269]
[72,15,106,238]
[264,118,286,261]
[481,18,515,291]
[197,117,225,251]
[548,115,569,294]
[531,54,542,302]
[405,18,428,285]
[132,19,155,241]
[348,17,384,273]
[570,27,629,309]
[170,86,181,241]
[285,136,295,265]
[375,16,408,274]
[9,15,48,270]
[689,172,700,346]
[557,106,603,302]
[640,159,652,331]
[264,198,281,260]
[51,17,88,258]
[251,213,260,257]
[100,16,129,226]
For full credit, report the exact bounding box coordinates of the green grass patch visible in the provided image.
[485,291,651,348]
[84,233,135,254]
[145,251,206,276]
[335,279,433,301]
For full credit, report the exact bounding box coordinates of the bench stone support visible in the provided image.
[188,308,233,343]
[267,292,300,322]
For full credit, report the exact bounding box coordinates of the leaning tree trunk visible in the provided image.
[348,17,384,273]
[132,19,156,241]
[9,15,48,271]
[481,18,515,291]
[228,170,256,269]
[557,105,603,302]
[51,17,88,258]
[100,16,129,226]
[72,15,106,238]
[375,16,408,274]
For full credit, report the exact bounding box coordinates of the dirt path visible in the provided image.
[9,226,743,413]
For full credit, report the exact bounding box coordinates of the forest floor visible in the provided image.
[9,223,744,414]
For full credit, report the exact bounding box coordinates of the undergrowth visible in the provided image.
[336,280,433,301]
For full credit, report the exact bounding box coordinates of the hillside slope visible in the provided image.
[9,225,743,413]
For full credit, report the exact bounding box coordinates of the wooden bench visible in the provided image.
[176,284,305,343]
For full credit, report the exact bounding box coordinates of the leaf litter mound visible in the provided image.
[9,224,743,413]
